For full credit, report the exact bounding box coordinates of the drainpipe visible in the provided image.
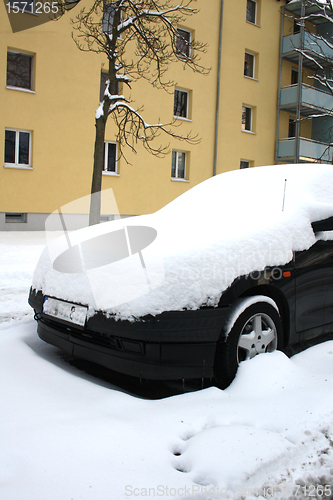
[213,0,224,176]
[295,0,305,163]
[275,5,285,165]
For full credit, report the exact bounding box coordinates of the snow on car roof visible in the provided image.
[32,164,333,320]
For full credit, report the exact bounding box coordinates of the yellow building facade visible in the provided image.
[1,0,297,230]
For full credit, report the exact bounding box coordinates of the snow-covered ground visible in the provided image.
[1,231,333,500]
[0,231,46,326]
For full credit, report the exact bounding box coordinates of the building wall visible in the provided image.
[0,0,286,230]
[216,0,283,173]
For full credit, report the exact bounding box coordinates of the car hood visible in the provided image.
[32,164,333,320]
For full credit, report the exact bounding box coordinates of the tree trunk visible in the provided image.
[89,115,106,226]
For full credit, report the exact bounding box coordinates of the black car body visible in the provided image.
[28,165,333,387]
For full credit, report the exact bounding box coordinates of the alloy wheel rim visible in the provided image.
[237,312,277,363]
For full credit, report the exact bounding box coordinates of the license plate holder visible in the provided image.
[43,297,87,327]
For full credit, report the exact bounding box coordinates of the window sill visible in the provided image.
[174,116,192,122]
[171,177,190,182]
[4,164,33,170]
[102,171,120,176]
[241,129,256,135]
[6,86,35,94]
[246,21,261,28]
[244,76,259,82]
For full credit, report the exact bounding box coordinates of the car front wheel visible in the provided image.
[214,300,282,389]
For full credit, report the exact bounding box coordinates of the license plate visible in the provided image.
[43,297,87,327]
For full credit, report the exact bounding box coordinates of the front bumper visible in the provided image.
[29,288,231,380]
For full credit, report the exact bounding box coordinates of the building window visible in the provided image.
[240,160,250,169]
[176,28,191,58]
[6,51,33,90]
[174,89,189,118]
[100,71,109,102]
[4,129,31,167]
[293,18,300,34]
[288,118,296,138]
[102,2,116,34]
[246,0,256,24]
[291,69,299,85]
[172,151,186,179]
[242,106,252,131]
[244,52,255,78]
[103,142,117,173]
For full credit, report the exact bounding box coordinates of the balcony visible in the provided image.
[278,137,333,162]
[282,32,333,68]
[280,84,333,116]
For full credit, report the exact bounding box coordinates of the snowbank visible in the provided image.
[0,321,332,500]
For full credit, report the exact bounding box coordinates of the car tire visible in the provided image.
[214,300,282,389]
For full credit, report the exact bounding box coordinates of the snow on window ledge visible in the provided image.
[6,86,36,94]
[4,164,33,170]
[246,21,261,28]
[102,172,120,177]
[171,177,190,183]
[173,116,192,123]
[241,129,256,135]
[244,76,259,82]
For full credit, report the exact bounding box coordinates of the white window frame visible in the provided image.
[176,27,191,59]
[171,150,187,181]
[102,141,119,175]
[6,50,34,92]
[174,88,190,120]
[242,105,253,132]
[244,52,255,79]
[246,0,257,25]
[4,128,32,169]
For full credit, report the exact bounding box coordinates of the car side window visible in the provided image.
[295,240,333,269]
[311,216,333,234]
[295,216,333,269]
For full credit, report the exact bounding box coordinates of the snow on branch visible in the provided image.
[108,100,200,159]
[68,0,208,87]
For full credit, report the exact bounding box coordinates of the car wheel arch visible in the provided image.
[240,286,290,348]
[220,283,290,349]
[214,295,284,389]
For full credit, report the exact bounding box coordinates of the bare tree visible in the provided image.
[56,0,208,225]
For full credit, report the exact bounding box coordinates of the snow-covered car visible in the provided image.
[29,164,333,388]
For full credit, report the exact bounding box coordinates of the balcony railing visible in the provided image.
[278,137,333,162]
[280,83,333,115]
[282,32,333,67]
